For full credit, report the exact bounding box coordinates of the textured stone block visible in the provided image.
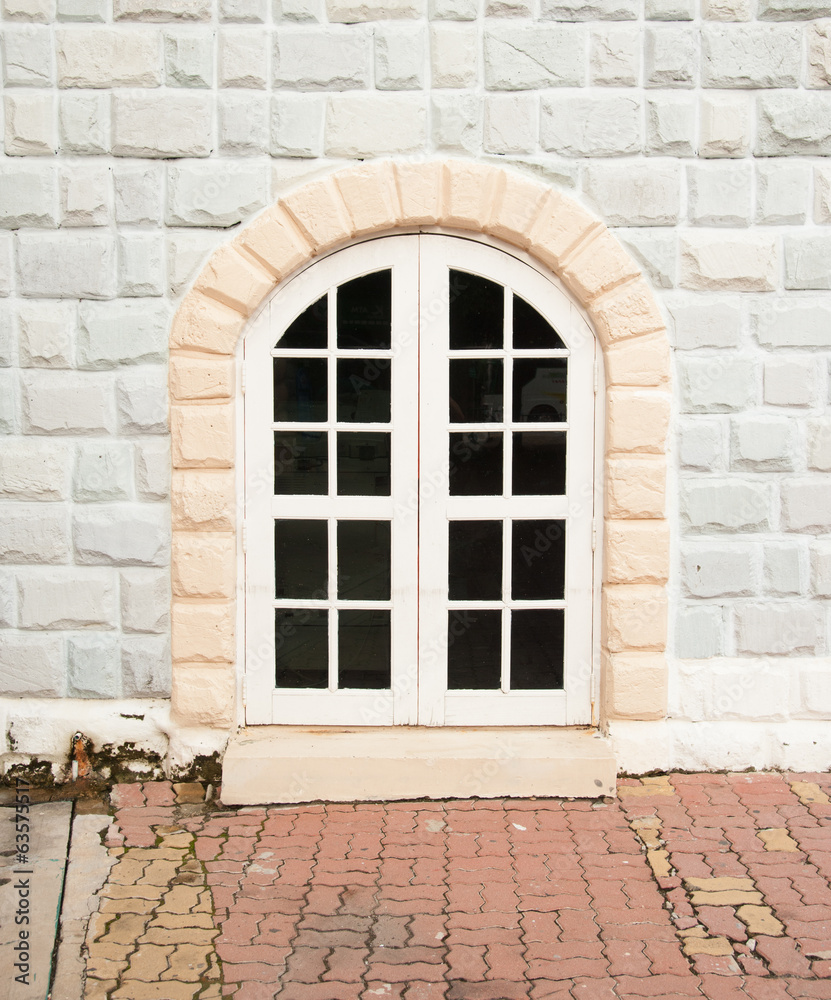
[326,94,427,157]
[811,541,831,598]
[119,233,165,297]
[0,440,71,499]
[604,652,667,720]
[699,93,751,157]
[60,163,110,227]
[114,164,163,225]
[169,356,234,402]
[703,26,800,89]
[16,231,116,299]
[0,236,11,297]
[375,23,425,90]
[669,298,741,349]
[682,542,758,598]
[114,0,212,19]
[485,25,584,89]
[274,27,370,89]
[117,367,168,434]
[432,93,481,154]
[4,91,57,155]
[606,457,666,518]
[74,441,133,501]
[171,470,236,531]
[57,0,108,19]
[171,662,234,726]
[808,419,831,471]
[167,232,222,294]
[757,163,808,224]
[782,481,831,533]
[122,635,171,697]
[172,532,235,599]
[758,0,831,18]
[74,504,168,566]
[166,161,269,228]
[0,505,69,564]
[68,634,120,698]
[604,332,670,387]
[78,300,168,368]
[430,0,476,14]
[171,601,235,663]
[687,162,752,226]
[607,389,670,454]
[56,27,161,86]
[170,292,246,355]
[680,232,777,291]
[757,92,831,155]
[18,568,116,628]
[603,584,667,653]
[647,0,694,17]
[135,439,170,501]
[336,162,401,236]
[676,606,723,658]
[0,303,12,365]
[219,28,268,88]
[588,278,665,346]
[276,0,325,19]
[808,21,831,89]
[59,91,109,153]
[21,371,114,434]
[3,0,56,20]
[219,92,269,154]
[702,0,752,17]
[584,162,680,226]
[0,371,15,433]
[754,300,831,348]
[542,0,638,17]
[484,94,536,154]
[270,94,325,157]
[646,94,696,155]
[3,25,54,86]
[735,604,822,657]
[431,24,478,88]
[164,29,213,87]
[605,520,669,584]
[18,300,74,368]
[113,92,213,157]
[221,0,266,19]
[764,358,817,407]
[680,357,756,413]
[120,568,170,634]
[328,0,423,15]
[784,234,831,290]
[590,26,639,86]
[541,93,640,155]
[0,634,64,696]
[682,481,771,532]
[619,229,677,288]
[171,403,234,468]
[561,227,641,302]
[765,542,804,596]
[677,417,725,471]
[194,242,274,315]
[645,26,697,88]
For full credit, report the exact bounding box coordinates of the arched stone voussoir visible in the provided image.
[279,175,355,253]
[236,204,312,283]
[588,277,667,349]
[193,241,277,318]
[560,226,643,306]
[335,160,403,236]
[441,160,505,232]
[484,171,549,249]
[170,291,247,357]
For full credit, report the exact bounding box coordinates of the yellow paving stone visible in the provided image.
[647,849,673,878]
[86,910,111,943]
[111,980,200,1000]
[689,890,764,906]
[790,781,830,805]
[641,775,673,786]
[617,783,674,797]
[173,782,206,803]
[677,926,707,938]
[157,885,204,914]
[84,977,119,1000]
[119,848,187,863]
[104,913,151,945]
[758,828,800,852]
[139,859,184,884]
[99,896,158,915]
[143,927,220,946]
[160,943,212,981]
[633,820,663,850]
[735,904,785,936]
[85,954,131,981]
[198,987,222,1000]
[120,944,175,982]
[684,877,756,892]
[159,832,194,849]
[109,859,151,884]
[153,912,217,930]
[101,882,166,901]
[682,936,734,957]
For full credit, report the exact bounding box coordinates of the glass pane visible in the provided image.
[511,609,564,690]
[278,294,328,349]
[338,609,391,689]
[337,271,392,349]
[275,609,328,688]
[274,432,328,495]
[513,359,567,423]
[274,358,327,422]
[512,520,566,601]
[449,270,504,350]
[448,521,502,601]
[449,433,502,496]
[447,610,501,690]
[512,432,566,496]
[337,358,391,423]
[275,520,328,600]
[338,520,391,601]
[513,295,565,350]
[449,360,503,423]
[337,431,391,496]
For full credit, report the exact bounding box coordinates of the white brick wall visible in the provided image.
[1,0,831,751]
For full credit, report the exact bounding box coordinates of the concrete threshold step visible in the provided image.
[221,726,617,805]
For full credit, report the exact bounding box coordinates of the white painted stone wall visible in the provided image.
[1,0,831,774]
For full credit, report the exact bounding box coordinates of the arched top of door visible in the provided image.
[170,159,669,401]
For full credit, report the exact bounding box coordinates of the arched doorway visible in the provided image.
[243,235,598,730]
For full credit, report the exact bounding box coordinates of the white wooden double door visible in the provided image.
[245,235,597,727]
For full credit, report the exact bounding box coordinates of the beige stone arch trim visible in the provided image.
[168,159,671,733]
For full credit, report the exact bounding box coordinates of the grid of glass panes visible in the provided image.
[446,270,568,693]
[271,270,394,692]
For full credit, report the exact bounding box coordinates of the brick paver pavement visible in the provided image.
[81,772,831,1000]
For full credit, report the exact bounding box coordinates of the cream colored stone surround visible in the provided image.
[168,159,671,735]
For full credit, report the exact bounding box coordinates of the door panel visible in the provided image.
[244,235,595,727]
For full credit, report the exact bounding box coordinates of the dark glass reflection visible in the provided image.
[447,610,501,690]
[274,432,327,495]
[513,359,567,423]
[448,521,502,600]
[338,610,391,689]
[449,360,503,423]
[273,358,327,422]
[337,432,391,496]
[338,521,391,601]
[512,432,566,496]
[278,294,328,349]
[275,609,328,688]
[511,609,564,689]
[337,271,392,349]
[449,433,502,496]
[512,520,566,601]
[513,295,565,350]
[449,270,504,350]
[275,520,327,599]
[337,358,391,423]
